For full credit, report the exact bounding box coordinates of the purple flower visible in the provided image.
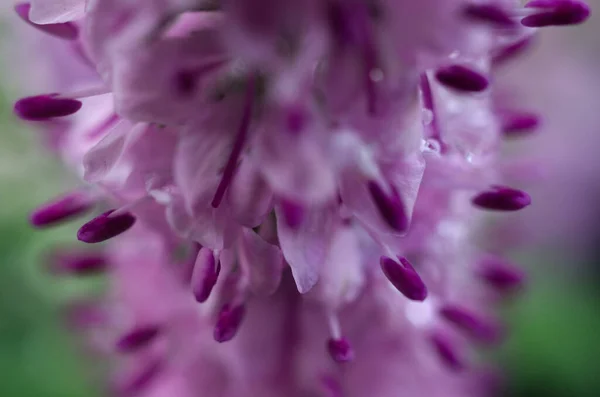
[9,0,591,396]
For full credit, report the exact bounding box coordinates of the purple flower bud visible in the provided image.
[14,94,82,121]
[472,186,531,211]
[439,305,503,344]
[368,181,409,233]
[116,325,161,353]
[191,248,220,303]
[77,210,136,243]
[435,65,489,92]
[30,191,95,228]
[327,337,355,363]
[380,256,428,301]
[14,3,79,40]
[214,304,246,343]
[522,0,590,27]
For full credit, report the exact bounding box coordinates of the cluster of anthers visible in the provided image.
[12,1,589,396]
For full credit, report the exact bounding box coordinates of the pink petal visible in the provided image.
[238,228,284,295]
[28,0,86,24]
[276,206,335,293]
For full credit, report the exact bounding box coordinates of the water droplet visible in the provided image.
[421,138,442,155]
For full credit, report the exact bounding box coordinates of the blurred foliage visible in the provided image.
[0,88,99,397]
[501,255,600,397]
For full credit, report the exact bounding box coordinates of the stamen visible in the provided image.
[50,251,108,275]
[327,338,355,363]
[463,4,517,28]
[211,76,256,208]
[500,111,540,137]
[325,313,354,363]
[420,73,442,141]
[15,3,79,40]
[213,303,246,343]
[522,0,590,27]
[191,248,221,303]
[380,256,428,301]
[472,186,531,211]
[435,65,489,93]
[478,256,526,292]
[30,191,95,228]
[77,210,136,243]
[368,181,409,233]
[116,325,161,353]
[439,305,502,344]
[14,94,82,121]
[430,332,465,371]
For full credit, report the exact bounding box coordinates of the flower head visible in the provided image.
[10,0,590,396]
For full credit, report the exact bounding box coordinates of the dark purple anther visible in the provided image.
[116,325,161,353]
[368,181,409,233]
[51,251,108,275]
[15,3,79,40]
[279,199,305,230]
[327,337,355,363]
[478,257,526,292]
[522,0,590,27]
[14,94,82,121]
[500,111,540,136]
[380,256,428,301]
[430,332,465,371]
[472,186,531,211]
[435,65,489,93]
[30,191,95,228]
[463,4,517,28]
[77,210,136,243]
[440,305,502,344]
[191,247,220,303]
[214,304,246,343]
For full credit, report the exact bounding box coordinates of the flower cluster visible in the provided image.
[12,1,589,396]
